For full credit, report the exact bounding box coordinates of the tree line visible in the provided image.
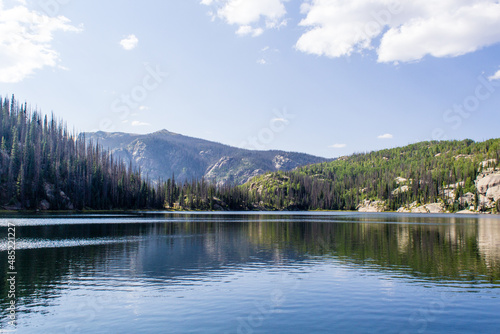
[1,96,499,212]
[0,96,250,211]
[246,139,500,212]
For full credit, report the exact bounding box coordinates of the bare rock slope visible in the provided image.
[83,130,327,185]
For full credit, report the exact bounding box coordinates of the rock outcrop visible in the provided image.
[476,172,500,210]
[357,200,386,212]
[457,209,476,214]
[397,202,445,213]
[392,185,409,196]
[83,130,327,186]
[477,173,500,194]
[486,185,500,202]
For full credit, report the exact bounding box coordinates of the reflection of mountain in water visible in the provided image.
[1,213,499,316]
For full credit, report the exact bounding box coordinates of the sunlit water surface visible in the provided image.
[1,212,499,333]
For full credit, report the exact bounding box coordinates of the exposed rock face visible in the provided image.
[479,195,492,209]
[476,172,500,210]
[477,173,500,194]
[392,177,411,196]
[480,159,497,169]
[454,154,473,160]
[205,156,234,177]
[357,200,386,212]
[397,202,445,213]
[425,203,445,213]
[457,209,476,214]
[83,130,327,185]
[486,186,500,202]
[392,185,409,196]
[395,177,408,184]
[205,157,271,186]
[441,181,467,205]
[459,192,475,207]
[411,206,429,213]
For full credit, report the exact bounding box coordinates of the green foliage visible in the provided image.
[248,139,500,211]
[2,95,498,212]
[0,96,260,211]
[0,96,165,210]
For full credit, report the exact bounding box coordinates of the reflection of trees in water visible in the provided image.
[1,214,499,320]
[244,215,500,282]
[0,219,280,317]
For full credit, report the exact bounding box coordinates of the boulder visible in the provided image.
[392,185,409,196]
[411,206,429,213]
[424,203,445,213]
[357,200,386,212]
[486,185,500,202]
[399,202,445,213]
[398,201,417,213]
[395,177,408,185]
[476,173,500,194]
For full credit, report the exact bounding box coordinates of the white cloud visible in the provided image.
[120,34,138,50]
[257,58,267,65]
[138,105,149,111]
[202,0,287,37]
[377,133,393,139]
[236,25,263,37]
[489,69,500,81]
[329,143,346,148]
[296,0,500,63]
[131,120,151,127]
[0,0,81,83]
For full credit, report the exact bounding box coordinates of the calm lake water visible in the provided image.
[1,212,499,333]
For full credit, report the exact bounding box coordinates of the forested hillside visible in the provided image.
[0,96,166,210]
[1,95,499,213]
[244,139,500,213]
[0,96,252,211]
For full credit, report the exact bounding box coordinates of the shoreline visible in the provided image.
[0,208,498,215]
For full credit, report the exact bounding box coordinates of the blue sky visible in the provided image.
[1,0,500,158]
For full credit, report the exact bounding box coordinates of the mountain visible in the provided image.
[243,139,500,213]
[5,96,498,214]
[82,130,328,185]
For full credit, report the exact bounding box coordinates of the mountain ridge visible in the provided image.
[82,129,329,185]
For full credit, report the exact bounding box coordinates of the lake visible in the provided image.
[1,212,499,333]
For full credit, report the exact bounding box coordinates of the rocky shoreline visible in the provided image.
[358,159,500,214]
